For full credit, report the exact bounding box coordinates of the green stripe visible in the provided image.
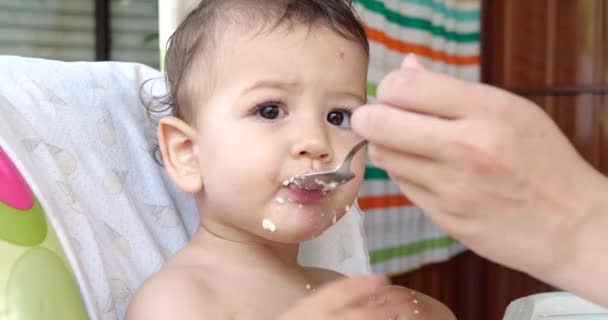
[355,0,479,42]
[364,166,390,180]
[370,236,457,264]
[366,82,378,97]
[401,0,480,21]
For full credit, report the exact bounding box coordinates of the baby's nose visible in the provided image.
[291,136,333,162]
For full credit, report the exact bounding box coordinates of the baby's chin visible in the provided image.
[260,216,336,244]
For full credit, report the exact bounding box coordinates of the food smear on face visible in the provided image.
[262,219,276,232]
[276,196,285,204]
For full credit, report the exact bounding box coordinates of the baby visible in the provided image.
[127,1,455,319]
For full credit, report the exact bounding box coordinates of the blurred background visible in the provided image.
[0,0,159,67]
[1,0,606,319]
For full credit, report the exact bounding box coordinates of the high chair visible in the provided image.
[1,55,606,320]
[503,292,608,320]
[0,56,371,320]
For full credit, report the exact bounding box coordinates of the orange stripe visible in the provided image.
[358,194,413,211]
[365,26,480,66]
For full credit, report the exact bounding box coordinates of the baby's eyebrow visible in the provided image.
[243,80,298,93]
[332,90,366,104]
[242,80,366,103]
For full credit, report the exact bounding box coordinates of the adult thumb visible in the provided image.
[400,53,425,70]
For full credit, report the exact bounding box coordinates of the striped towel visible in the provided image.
[355,0,480,275]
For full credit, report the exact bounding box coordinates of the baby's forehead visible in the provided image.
[169,1,369,120]
[213,21,367,62]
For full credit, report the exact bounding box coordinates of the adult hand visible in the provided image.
[352,54,608,305]
[277,275,455,320]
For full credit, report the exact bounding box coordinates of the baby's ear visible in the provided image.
[157,116,203,193]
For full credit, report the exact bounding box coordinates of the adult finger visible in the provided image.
[389,173,473,238]
[384,175,438,218]
[367,144,443,190]
[377,67,496,119]
[311,275,389,311]
[341,304,408,320]
[352,104,453,159]
[363,143,443,204]
[374,285,457,320]
[400,53,426,70]
[341,285,425,320]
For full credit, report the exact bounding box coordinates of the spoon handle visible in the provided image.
[344,140,368,162]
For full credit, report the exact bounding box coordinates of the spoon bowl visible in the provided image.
[290,140,368,191]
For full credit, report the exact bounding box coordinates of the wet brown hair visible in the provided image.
[150,0,368,120]
[144,0,369,161]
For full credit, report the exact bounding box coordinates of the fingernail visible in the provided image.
[401,53,423,70]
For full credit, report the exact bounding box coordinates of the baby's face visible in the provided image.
[192,24,368,243]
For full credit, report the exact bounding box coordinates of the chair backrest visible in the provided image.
[0,56,370,320]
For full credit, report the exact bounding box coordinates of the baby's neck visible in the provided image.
[165,224,325,319]
[190,223,302,269]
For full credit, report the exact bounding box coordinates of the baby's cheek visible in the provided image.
[354,154,366,176]
[203,165,268,208]
[332,188,359,220]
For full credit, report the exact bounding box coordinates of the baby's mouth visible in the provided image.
[282,176,327,204]
[285,183,326,204]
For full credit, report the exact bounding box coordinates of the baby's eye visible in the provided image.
[327,109,352,128]
[255,102,285,120]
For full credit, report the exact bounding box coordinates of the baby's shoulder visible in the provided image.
[125,266,222,320]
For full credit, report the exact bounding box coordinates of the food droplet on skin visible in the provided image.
[345,205,350,212]
[413,299,419,304]
[276,197,284,204]
[282,179,290,186]
[305,284,312,290]
[262,219,276,232]
[298,204,303,208]
[414,309,420,315]
[332,211,337,224]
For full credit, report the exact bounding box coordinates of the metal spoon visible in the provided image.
[290,140,368,191]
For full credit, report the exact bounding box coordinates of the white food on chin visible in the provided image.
[262,219,276,232]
